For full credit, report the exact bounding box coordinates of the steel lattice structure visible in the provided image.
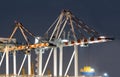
[0,10,113,77]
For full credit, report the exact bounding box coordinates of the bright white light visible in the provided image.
[99,36,106,38]
[35,37,41,43]
[103,73,108,76]
[61,39,69,42]
[90,68,95,72]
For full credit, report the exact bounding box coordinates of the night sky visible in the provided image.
[0,0,120,77]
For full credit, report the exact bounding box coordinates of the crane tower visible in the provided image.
[35,9,113,77]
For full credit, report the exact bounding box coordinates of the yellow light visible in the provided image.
[80,66,95,72]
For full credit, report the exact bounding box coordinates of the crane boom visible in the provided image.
[0,42,49,52]
[0,36,113,52]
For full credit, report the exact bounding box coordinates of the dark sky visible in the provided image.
[0,0,120,77]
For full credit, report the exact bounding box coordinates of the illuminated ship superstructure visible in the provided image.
[80,66,95,76]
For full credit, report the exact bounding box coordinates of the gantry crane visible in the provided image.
[0,21,51,76]
[0,10,113,76]
[35,9,113,77]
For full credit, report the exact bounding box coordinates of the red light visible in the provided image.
[71,41,75,44]
[77,39,81,43]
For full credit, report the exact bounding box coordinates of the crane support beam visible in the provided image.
[53,48,57,76]
[0,52,5,67]
[18,55,27,75]
[74,45,78,76]
[28,53,31,75]
[13,51,16,75]
[64,51,75,76]
[38,50,42,76]
[5,47,9,76]
[59,46,63,76]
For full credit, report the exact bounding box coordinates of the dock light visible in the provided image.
[99,36,106,38]
[61,39,69,42]
[103,73,109,77]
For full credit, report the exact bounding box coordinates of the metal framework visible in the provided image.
[0,10,113,76]
[35,10,113,77]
